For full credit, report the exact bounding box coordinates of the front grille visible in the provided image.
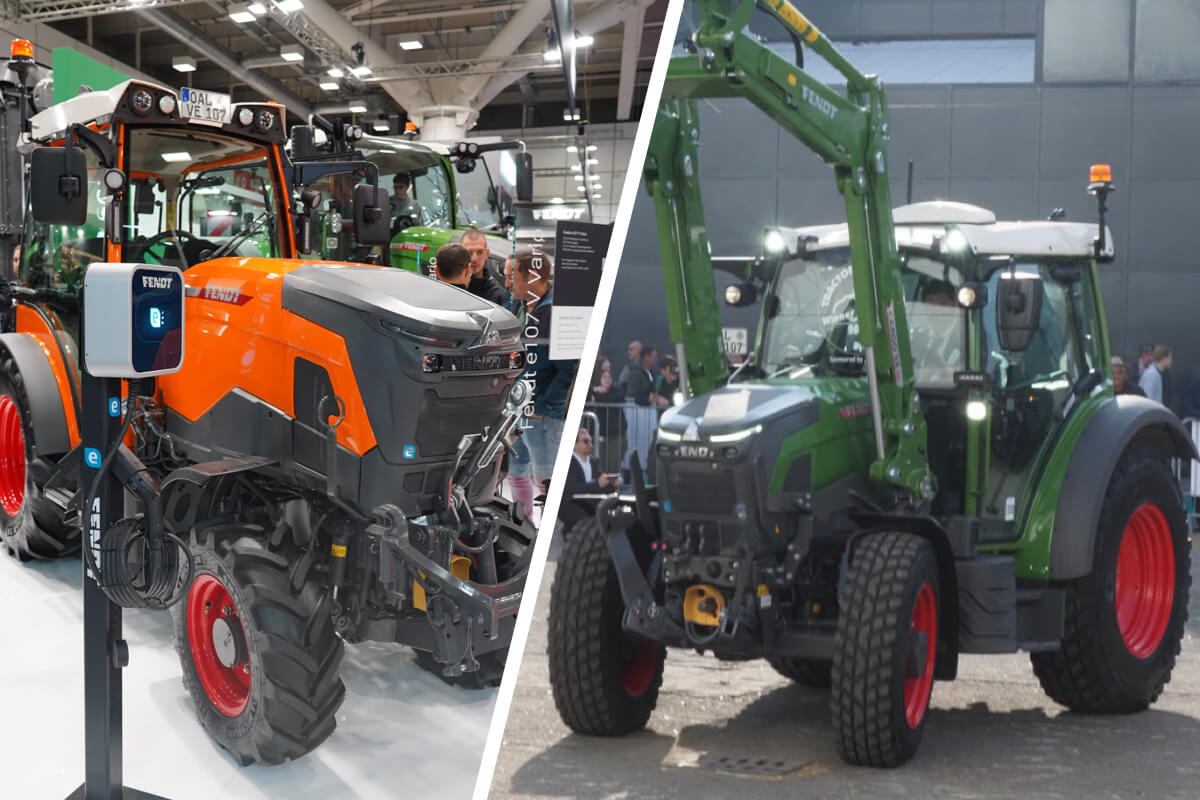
[665,465,738,515]
[414,390,503,456]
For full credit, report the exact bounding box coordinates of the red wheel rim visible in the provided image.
[0,395,26,516]
[186,574,251,716]
[1115,503,1175,659]
[621,641,660,697]
[904,581,937,729]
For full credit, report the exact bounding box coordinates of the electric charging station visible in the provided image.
[68,263,184,800]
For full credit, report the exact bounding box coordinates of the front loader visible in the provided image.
[3,72,535,765]
[547,0,1194,767]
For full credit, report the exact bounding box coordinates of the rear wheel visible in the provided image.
[548,517,665,735]
[0,361,75,560]
[1031,451,1189,712]
[172,522,345,765]
[832,531,939,767]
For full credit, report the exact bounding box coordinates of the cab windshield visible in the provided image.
[358,141,453,231]
[122,127,281,267]
[455,159,502,230]
[761,247,965,386]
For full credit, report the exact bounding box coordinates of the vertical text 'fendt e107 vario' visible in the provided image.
[547,0,1195,767]
[1,49,535,766]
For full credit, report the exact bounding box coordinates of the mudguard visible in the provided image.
[0,333,72,457]
[1050,395,1197,580]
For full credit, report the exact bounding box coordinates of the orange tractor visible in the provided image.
[3,77,534,764]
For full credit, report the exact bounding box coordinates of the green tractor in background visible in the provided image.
[308,124,530,277]
[547,0,1195,768]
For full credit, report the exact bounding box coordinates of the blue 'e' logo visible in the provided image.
[84,448,102,469]
[108,398,121,417]
[402,445,416,459]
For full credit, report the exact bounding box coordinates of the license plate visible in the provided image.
[180,87,231,126]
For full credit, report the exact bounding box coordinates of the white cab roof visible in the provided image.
[779,200,1113,260]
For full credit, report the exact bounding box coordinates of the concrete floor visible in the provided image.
[489,548,1200,800]
[0,554,496,800]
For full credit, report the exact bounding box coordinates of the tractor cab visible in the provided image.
[17,79,388,340]
[737,200,1114,537]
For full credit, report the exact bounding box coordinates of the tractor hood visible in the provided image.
[282,264,520,346]
[660,383,819,442]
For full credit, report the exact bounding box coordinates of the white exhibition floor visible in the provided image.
[0,553,497,800]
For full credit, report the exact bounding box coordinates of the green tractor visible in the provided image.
[547,0,1194,767]
[307,125,528,277]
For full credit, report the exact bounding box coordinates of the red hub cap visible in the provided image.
[621,640,660,697]
[903,581,938,729]
[0,395,26,516]
[186,574,251,716]
[1115,503,1175,659]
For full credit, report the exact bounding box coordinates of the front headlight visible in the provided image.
[658,429,682,442]
[708,424,762,443]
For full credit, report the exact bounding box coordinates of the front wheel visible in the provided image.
[1031,451,1189,712]
[172,523,345,765]
[0,361,76,561]
[548,518,665,735]
[832,531,940,767]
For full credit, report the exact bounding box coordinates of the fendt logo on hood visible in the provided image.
[142,275,173,289]
[532,207,585,221]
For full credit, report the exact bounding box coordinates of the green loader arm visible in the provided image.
[647,0,933,499]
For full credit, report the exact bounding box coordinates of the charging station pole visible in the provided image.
[67,285,167,800]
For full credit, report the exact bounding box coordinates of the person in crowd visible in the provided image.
[591,354,615,402]
[1112,356,1145,397]
[654,355,679,408]
[559,427,621,531]
[1137,345,1155,379]
[506,248,573,503]
[460,228,510,306]
[432,243,471,289]
[624,344,660,479]
[1140,344,1172,405]
[616,339,642,398]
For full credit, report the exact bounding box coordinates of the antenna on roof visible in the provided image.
[906,159,914,205]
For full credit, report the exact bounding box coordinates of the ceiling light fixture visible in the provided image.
[351,64,372,77]
[161,151,192,163]
[247,1,267,12]
[172,55,197,72]
[348,103,367,113]
[228,3,256,23]
[327,67,344,78]
[280,44,303,62]
[274,0,303,12]
[575,34,594,48]
[319,81,339,91]
[398,39,423,51]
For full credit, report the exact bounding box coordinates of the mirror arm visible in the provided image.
[67,123,116,169]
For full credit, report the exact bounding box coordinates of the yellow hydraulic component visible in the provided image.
[413,555,471,612]
[683,584,726,627]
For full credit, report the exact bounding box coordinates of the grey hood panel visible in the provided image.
[283,264,519,340]
[661,383,819,438]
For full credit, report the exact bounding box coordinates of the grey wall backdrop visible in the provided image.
[600,0,1200,412]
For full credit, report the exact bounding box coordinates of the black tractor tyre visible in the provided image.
[548,517,665,736]
[1031,450,1189,713]
[0,361,76,560]
[832,531,941,767]
[172,523,345,765]
[767,656,833,688]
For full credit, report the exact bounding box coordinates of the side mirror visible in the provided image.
[515,152,533,202]
[133,181,155,216]
[353,183,389,246]
[295,188,321,255]
[724,281,757,307]
[996,274,1043,352]
[31,146,87,225]
[455,157,476,174]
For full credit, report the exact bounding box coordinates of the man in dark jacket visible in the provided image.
[462,229,510,306]
[1113,356,1145,397]
[559,427,620,530]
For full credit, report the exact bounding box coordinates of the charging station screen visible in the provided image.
[131,268,183,373]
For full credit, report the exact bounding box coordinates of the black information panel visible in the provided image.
[130,268,183,374]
